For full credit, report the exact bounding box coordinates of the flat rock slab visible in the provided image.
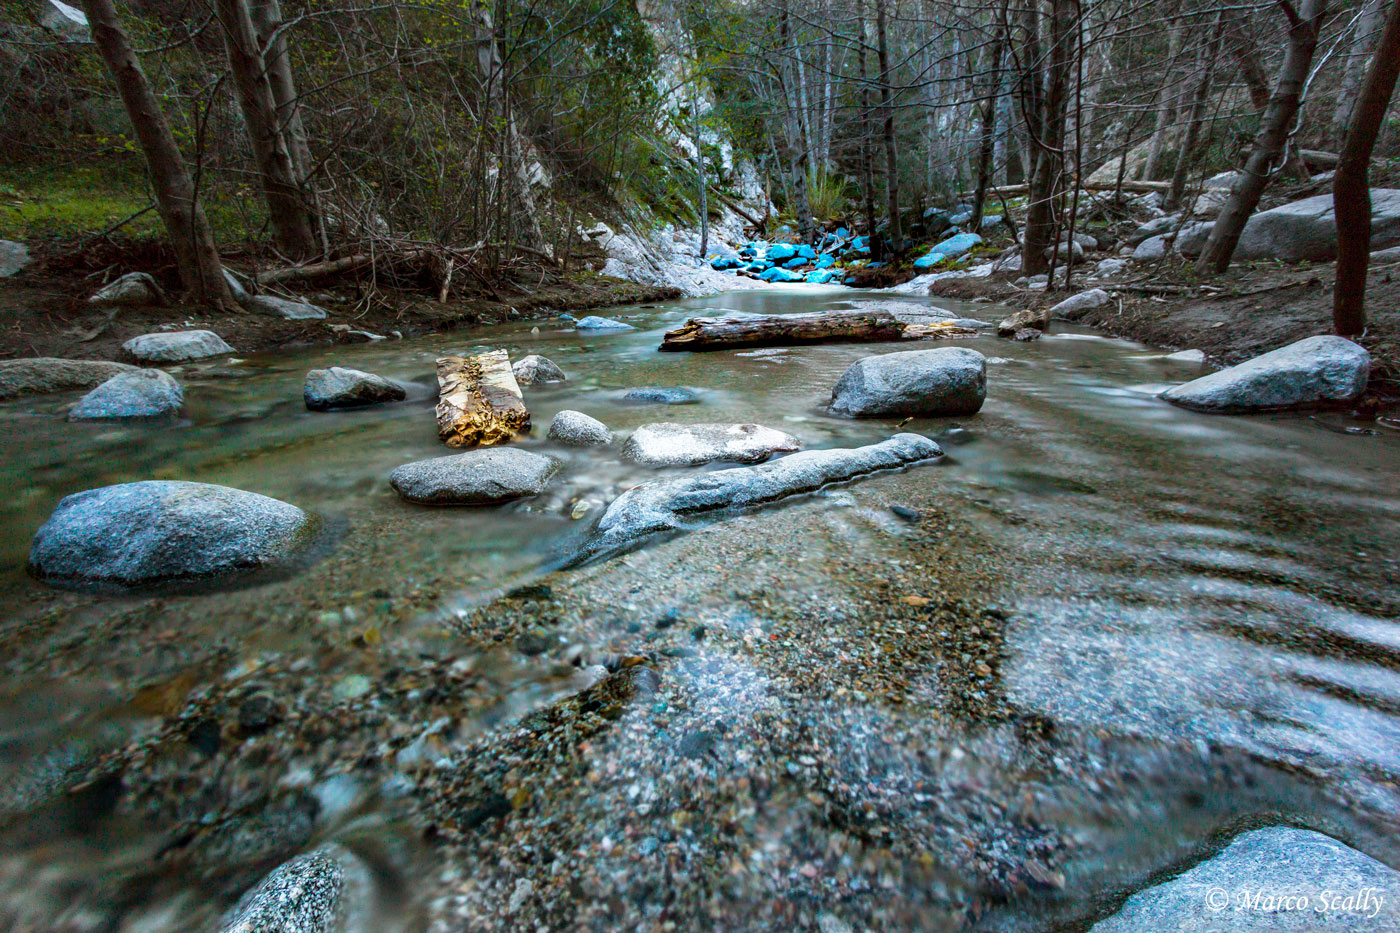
[29,481,312,590]
[249,294,328,320]
[622,422,801,466]
[831,347,987,417]
[548,410,613,446]
[390,448,560,504]
[0,358,138,401]
[1161,335,1369,413]
[581,433,942,561]
[69,369,183,421]
[1090,827,1400,931]
[512,354,567,385]
[219,843,372,933]
[304,367,405,411]
[0,240,30,277]
[123,330,234,364]
[575,316,634,331]
[624,387,698,405]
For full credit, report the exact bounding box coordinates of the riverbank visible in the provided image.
[931,259,1400,401]
[0,241,681,362]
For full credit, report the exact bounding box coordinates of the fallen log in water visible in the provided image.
[435,350,530,448]
[660,311,906,352]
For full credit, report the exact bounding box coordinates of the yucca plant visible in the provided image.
[806,168,850,221]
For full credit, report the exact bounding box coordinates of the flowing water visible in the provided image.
[0,287,1397,930]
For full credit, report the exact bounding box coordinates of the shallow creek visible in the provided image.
[0,287,1397,930]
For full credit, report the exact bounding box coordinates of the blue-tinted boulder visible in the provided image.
[782,256,807,269]
[796,245,817,260]
[766,243,798,262]
[913,251,946,270]
[759,267,805,283]
[935,232,982,259]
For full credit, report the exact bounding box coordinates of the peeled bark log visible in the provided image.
[436,350,530,447]
[660,312,906,352]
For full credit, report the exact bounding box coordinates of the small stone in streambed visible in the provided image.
[512,354,567,385]
[623,386,698,405]
[68,369,183,422]
[515,630,554,655]
[890,504,921,522]
[656,608,681,629]
[390,448,560,505]
[547,410,613,446]
[1013,328,1042,342]
[303,366,406,411]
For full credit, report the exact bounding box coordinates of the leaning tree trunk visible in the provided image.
[217,0,317,258]
[1140,18,1183,182]
[1196,0,1327,275]
[1165,14,1224,212]
[969,20,1007,233]
[875,0,902,253]
[80,0,233,307]
[1333,0,1400,336]
[250,0,312,183]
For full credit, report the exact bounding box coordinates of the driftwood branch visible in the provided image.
[660,311,906,352]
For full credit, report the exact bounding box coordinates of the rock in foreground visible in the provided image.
[622,422,801,466]
[1090,827,1400,931]
[582,433,942,560]
[390,448,560,504]
[219,843,372,933]
[831,347,986,417]
[0,358,138,401]
[304,367,405,411]
[123,331,234,364]
[1161,336,1369,413]
[512,355,567,385]
[29,481,312,589]
[68,370,183,421]
[547,410,613,446]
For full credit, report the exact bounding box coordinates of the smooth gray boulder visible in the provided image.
[1090,827,1400,932]
[28,481,312,589]
[89,272,161,306]
[624,387,698,405]
[512,355,567,385]
[575,315,634,331]
[223,268,251,307]
[1127,215,1180,247]
[830,347,986,417]
[1165,349,1206,363]
[1161,335,1369,413]
[303,367,405,411]
[621,422,802,467]
[68,369,183,421]
[1371,245,1400,263]
[1049,288,1112,320]
[0,358,137,400]
[1095,258,1127,277]
[1175,221,1216,257]
[547,410,612,446]
[1234,189,1400,263]
[1132,235,1168,262]
[249,295,328,320]
[390,448,560,505]
[218,843,372,933]
[582,433,942,560]
[123,330,234,363]
[0,240,30,277]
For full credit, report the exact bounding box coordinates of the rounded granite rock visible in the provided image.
[390,447,561,505]
[830,347,987,417]
[68,369,183,421]
[547,410,613,446]
[303,367,406,411]
[122,330,235,364]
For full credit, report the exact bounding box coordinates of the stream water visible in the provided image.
[0,287,1397,930]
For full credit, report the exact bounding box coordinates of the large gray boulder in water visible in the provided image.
[303,367,405,411]
[29,481,312,589]
[621,422,802,467]
[1089,827,1400,932]
[218,843,373,933]
[0,358,137,401]
[582,433,942,560]
[390,448,560,504]
[68,369,183,421]
[122,330,234,363]
[1161,335,1369,413]
[830,347,986,417]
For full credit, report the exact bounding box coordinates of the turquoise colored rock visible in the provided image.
[759,267,805,283]
[766,243,798,262]
[934,232,982,258]
[806,269,841,284]
[913,251,946,269]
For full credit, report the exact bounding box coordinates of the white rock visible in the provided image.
[547,410,612,446]
[621,422,801,467]
[512,355,566,385]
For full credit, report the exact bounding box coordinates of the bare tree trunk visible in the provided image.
[249,0,311,181]
[1165,14,1224,211]
[778,0,815,240]
[876,0,902,252]
[1333,0,1400,336]
[473,0,547,254]
[1022,0,1074,276]
[1140,18,1183,181]
[1197,0,1327,275]
[970,17,1007,232]
[216,0,317,257]
[1227,12,1274,113]
[81,0,233,306]
[856,0,880,254]
[691,84,709,261]
[1331,0,1386,145]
